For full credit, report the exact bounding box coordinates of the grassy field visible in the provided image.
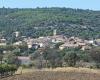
[1,67,100,80]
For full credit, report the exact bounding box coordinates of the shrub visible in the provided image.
[0,64,17,76]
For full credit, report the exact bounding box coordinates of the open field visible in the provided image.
[1,67,100,80]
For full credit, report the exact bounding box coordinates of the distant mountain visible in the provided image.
[0,7,100,39]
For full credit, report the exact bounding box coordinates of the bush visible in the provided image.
[0,64,17,76]
[64,51,78,67]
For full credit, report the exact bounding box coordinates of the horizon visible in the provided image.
[0,6,99,12]
[0,0,100,11]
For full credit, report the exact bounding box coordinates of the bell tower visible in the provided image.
[53,29,57,36]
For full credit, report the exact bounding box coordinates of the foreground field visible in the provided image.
[1,67,100,80]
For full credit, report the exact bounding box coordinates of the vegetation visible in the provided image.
[89,47,100,68]
[63,51,78,67]
[0,64,17,78]
[0,44,100,69]
[0,7,100,39]
[3,52,18,64]
[29,47,100,69]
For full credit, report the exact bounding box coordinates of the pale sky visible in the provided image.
[0,0,100,10]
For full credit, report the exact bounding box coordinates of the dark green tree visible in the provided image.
[64,51,78,67]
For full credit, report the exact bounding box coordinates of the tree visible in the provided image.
[0,54,3,64]
[43,48,62,68]
[0,64,17,77]
[30,48,62,68]
[12,48,20,56]
[3,52,18,65]
[64,51,78,67]
[30,49,44,69]
[90,47,100,63]
[77,50,90,62]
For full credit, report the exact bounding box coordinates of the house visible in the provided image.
[59,42,79,50]
[17,56,32,65]
[0,38,7,46]
[88,40,94,44]
[81,45,91,51]
[59,37,88,50]
[95,39,100,46]
[25,37,50,48]
[13,41,23,46]
[32,44,40,49]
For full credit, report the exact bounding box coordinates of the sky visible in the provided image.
[0,0,100,10]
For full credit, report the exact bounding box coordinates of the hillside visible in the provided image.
[0,8,100,39]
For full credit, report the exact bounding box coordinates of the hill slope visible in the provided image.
[0,8,100,39]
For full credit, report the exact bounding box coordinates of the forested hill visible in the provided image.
[0,7,100,39]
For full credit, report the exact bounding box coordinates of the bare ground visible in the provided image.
[1,68,100,80]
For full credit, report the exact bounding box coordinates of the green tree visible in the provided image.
[3,52,17,64]
[64,51,78,67]
[43,48,62,68]
[0,54,3,64]
[90,47,100,63]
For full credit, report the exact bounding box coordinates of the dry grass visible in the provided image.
[1,67,100,80]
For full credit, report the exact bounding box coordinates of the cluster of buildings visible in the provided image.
[15,30,99,51]
[0,30,100,51]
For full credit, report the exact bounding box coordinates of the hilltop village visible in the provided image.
[0,30,100,51]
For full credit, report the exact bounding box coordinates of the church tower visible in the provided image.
[53,29,57,36]
[14,31,20,37]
